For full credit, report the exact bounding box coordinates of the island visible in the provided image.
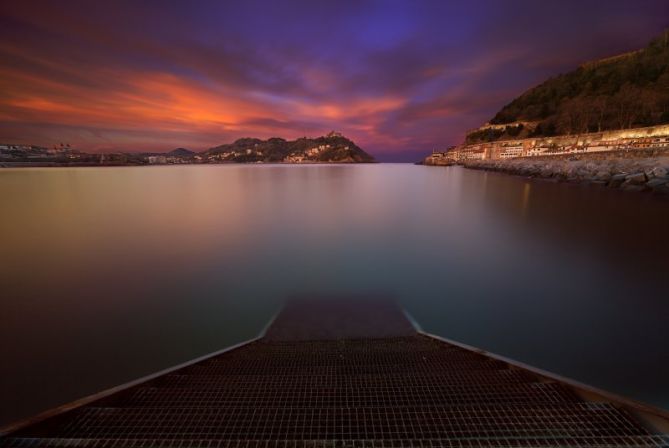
[0,132,375,167]
[424,30,669,195]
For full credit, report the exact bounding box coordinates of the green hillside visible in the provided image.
[467,30,669,144]
[204,132,375,163]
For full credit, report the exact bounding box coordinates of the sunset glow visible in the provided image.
[1,0,667,160]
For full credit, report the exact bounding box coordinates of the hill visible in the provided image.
[168,147,195,157]
[466,30,669,144]
[203,132,375,163]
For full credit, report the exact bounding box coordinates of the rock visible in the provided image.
[461,155,669,196]
[608,173,627,188]
[625,172,647,185]
[595,170,612,181]
[651,166,668,178]
[646,178,668,187]
[540,166,554,177]
[562,167,575,177]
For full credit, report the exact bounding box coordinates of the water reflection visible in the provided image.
[1,165,668,425]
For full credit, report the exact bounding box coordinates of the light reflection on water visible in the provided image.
[1,164,668,425]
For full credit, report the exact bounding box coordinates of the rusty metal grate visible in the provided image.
[180,358,508,377]
[50,403,647,440]
[118,382,576,408]
[3,436,669,447]
[242,336,446,352]
[1,299,666,448]
[213,349,494,365]
[154,368,536,389]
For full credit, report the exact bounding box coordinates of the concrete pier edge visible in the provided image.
[2,302,668,440]
[0,306,284,437]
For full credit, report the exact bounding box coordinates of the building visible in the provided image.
[147,155,167,164]
[429,123,669,163]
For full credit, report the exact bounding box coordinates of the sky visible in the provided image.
[1,1,668,161]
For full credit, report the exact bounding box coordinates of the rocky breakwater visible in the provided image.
[421,157,455,166]
[464,155,669,195]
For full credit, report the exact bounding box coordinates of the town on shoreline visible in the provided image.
[425,123,669,164]
[423,124,669,195]
[0,132,376,167]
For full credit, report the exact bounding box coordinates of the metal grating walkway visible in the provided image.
[1,299,668,447]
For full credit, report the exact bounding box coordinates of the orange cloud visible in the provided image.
[0,53,410,153]
[295,96,406,120]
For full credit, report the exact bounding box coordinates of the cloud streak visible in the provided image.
[1,0,668,160]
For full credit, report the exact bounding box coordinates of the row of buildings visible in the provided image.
[427,124,669,164]
[0,144,193,165]
[284,144,341,162]
[0,143,77,158]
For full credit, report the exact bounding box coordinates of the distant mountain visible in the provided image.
[466,30,669,144]
[203,132,375,163]
[168,147,195,157]
[0,134,375,167]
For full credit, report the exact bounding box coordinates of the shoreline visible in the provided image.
[428,148,669,196]
[0,160,379,168]
[470,151,669,196]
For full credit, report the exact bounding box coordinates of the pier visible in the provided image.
[1,298,668,447]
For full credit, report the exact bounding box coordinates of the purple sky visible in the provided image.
[1,0,667,161]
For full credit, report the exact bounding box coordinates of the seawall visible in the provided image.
[462,148,669,195]
[427,123,669,165]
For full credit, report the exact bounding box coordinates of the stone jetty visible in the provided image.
[463,150,669,194]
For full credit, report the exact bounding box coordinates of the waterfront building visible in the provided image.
[431,123,669,162]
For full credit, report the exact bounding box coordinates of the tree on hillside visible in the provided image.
[592,96,608,132]
[475,29,669,141]
[612,84,639,129]
[557,97,590,135]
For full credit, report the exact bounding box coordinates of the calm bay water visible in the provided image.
[1,164,668,425]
